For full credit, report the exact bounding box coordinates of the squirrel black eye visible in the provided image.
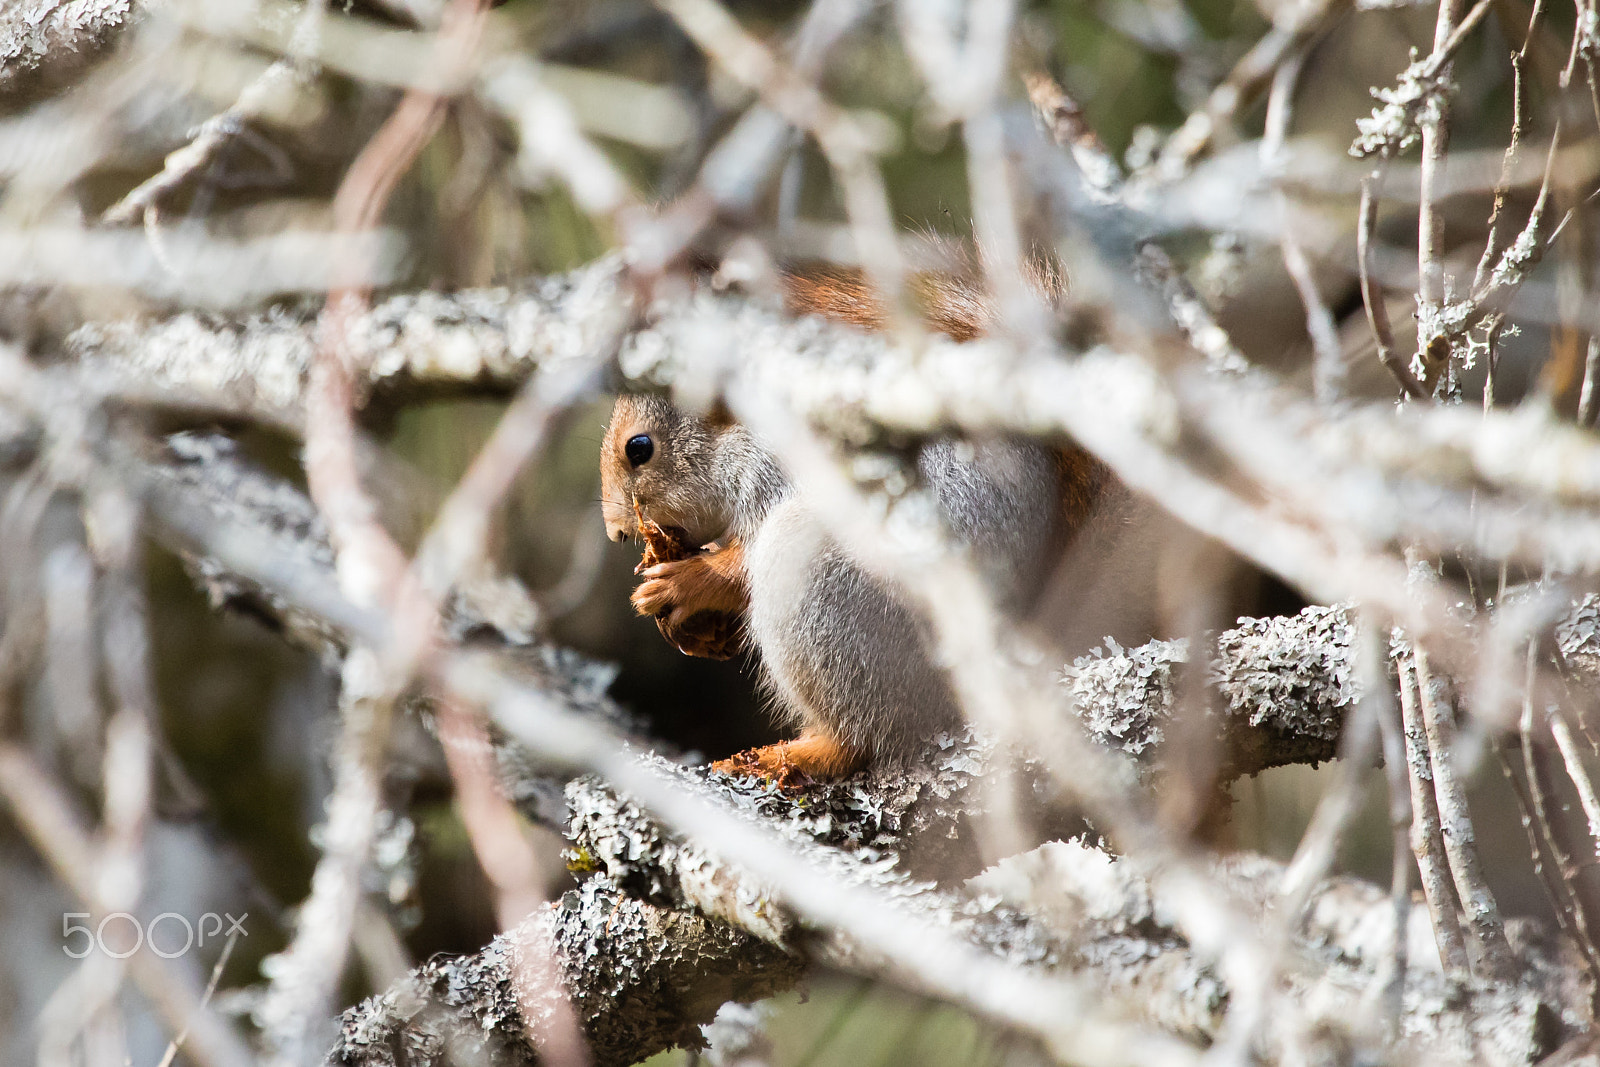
[625,434,654,467]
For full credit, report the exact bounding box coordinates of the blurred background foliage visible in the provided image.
[1,0,1576,1062]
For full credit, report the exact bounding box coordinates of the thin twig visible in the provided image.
[1548,703,1600,858]
[653,0,908,324]
[1483,312,1504,411]
[1412,642,1518,979]
[1358,168,1428,399]
[1415,0,1469,393]
[1022,71,1124,193]
[1579,337,1600,425]
[1472,120,1565,310]
[1472,0,1549,294]
[1394,639,1470,973]
[1373,663,1412,1038]
[1263,51,1344,402]
[1136,243,1252,372]
[1519,641,1600,970]
[101,0,329,227]
[155,929,241,1067]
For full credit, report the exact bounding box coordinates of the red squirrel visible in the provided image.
[600,267,1138,783]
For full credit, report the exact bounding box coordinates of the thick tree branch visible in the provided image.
[0,0,140,109]
[65,262,1600,518]
[332,751,1593,1067]
[67,259,631,423]
[1068,605,1355,779]
[330,878,802,1067]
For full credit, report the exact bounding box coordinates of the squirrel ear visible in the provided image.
[702,398,736,429]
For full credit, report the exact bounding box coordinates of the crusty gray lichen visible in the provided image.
[329,879,801,1067]
[331,924,538,1067]
[1065,636,1186,757]
[1065,605,1357,779]
[68,257,630,421]
[566,730,996,946]
[1213,605,1355,742]
[564,746,1090,1015]
[972,841,1591,1065]
[0,0,137,107]
[967,840,1224,1040]
[1558,593,1600,678]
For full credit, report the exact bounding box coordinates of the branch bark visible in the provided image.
[332,751,1594,1067]
[329,878,802,1067]
[1067,605,1355,779]
[67,259,631,423]
[0,0,140,110]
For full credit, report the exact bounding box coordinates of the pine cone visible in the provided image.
[635,517,744,660]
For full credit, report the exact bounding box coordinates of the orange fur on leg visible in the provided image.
[711,731,866,788]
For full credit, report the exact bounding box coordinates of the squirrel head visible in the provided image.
[601,394,736,547]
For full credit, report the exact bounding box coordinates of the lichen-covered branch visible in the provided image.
[67,259,632,423]
[329,879,802,1067]
[0,0,140,108]
[1067,605,1355,779]
[337,748,1591,1066]
[565,757,1224,1045]
[63,263,1600,533]
[973,840,1590,1065]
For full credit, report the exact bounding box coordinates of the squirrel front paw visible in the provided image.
[632,553,746,628]
[630,557,696,626]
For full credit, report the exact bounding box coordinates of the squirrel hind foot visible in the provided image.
[711,733,867,789]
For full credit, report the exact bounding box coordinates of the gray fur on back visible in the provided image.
[710,424,787,542]
[734,432,1064,762]
[918,437,1062,613]
[744,498,960,761]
